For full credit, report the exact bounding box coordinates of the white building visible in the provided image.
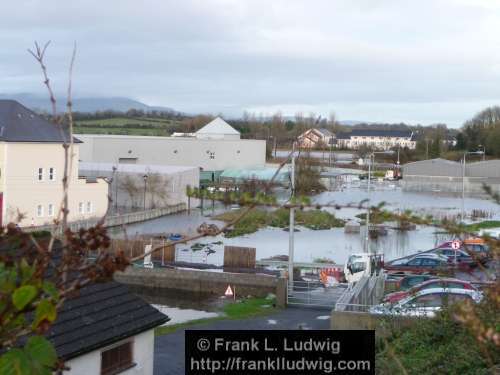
[335,129,416,150]
[297,128,335,148]
[76,118,266,178]
[0,100,108,227]
[79,162,199,210]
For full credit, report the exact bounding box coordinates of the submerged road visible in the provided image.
[153,307,331,375]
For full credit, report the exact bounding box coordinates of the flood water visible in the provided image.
[117,181,500,267]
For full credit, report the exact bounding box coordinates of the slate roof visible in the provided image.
[47,281,169,360]
[196,117,240,135]
[0,100,81,143]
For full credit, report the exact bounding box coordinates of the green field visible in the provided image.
[74,117,182,136]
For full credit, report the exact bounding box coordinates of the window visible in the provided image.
[209,152,215,160]
[86,201,92,213]
[409,293,442,308]
[49,168,55,181]
[48,204,54,217]
[421,258,439,266]
[444,293,472,304]
[447,282,469,290]
[78,202,84,214]
[37,168,44,181]
[36,204,43,217]
[101,341,134,375]
[407,258,422,266]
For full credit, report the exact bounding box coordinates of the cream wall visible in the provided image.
[64,330,155,375]
[1,142,108,227]
[76,134,266,171]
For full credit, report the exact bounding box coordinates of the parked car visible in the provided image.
[384,254,451,275]
[383,278,477,303]
[371,288,483,317]
[429,248,477,269]
[437,239,490,263]
[394,274,437,291]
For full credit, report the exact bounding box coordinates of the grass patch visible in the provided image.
[214,208,345,237]
[155,297,278,336]
[465,220,500,232]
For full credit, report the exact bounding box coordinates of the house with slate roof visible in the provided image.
[335,129,416,150]
[48,281,168,375]
[0,100,108,227]
[297,128,335,148]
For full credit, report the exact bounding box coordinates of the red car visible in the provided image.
[383,278,477,303]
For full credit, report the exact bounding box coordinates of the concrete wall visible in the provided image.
[0,142,108,227]
[64,330,155,375]
[115,267,286,305]
[330,311,417,338]
[76,134,266,171]
[25,204,186,234]
[402,175,500,195]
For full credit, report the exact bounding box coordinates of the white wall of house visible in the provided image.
[64,330,155,375]
[336,136,416,150]
[76,134,266,171]
[0,142,108,227]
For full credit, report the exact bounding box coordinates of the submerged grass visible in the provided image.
[465,220,500,232]
[155,297,278,336]
[214,208,345,238]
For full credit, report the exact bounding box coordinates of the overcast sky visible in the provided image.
[1,0,500,126]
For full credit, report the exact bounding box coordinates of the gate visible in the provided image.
[287,279,347,309]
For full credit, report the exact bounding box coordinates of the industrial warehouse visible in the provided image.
[402,158,500,195]
[76,117,266,184]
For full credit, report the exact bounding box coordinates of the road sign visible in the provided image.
[224,285,234,297]
[451,240,461,250]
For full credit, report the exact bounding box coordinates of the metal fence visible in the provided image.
[335,274,385,312]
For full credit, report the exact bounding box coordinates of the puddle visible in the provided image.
[152,304,220,326]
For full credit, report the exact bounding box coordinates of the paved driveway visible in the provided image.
[154,307,331,375]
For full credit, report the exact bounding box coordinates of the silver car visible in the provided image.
[370,287,483,317]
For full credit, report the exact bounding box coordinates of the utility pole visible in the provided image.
[365,154,372,253]
[461,154,466,222]
[288,143,296,291]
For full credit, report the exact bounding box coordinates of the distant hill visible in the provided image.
[0,93,175,113]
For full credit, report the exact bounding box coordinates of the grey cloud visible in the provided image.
[0,0,499,126]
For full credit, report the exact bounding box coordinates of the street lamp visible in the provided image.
[112,166,118,212]
[143,174,148,210]
[461,151,485,222]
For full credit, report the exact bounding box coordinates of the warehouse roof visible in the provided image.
[0,100,81,143]
[220,166,290,184]
[47,281,168,360]
[196,117,240,135]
